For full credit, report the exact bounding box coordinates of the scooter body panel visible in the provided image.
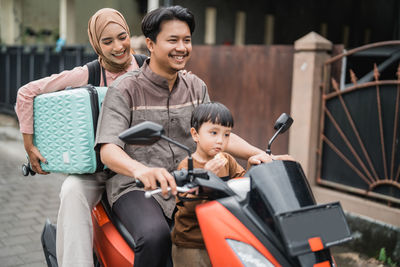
[92,203,134,267]
[197,201,282,267]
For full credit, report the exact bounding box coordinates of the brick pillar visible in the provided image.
[288,32,332,185]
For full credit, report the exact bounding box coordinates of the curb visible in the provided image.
[344,212,400,263]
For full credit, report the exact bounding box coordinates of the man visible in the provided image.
[95,5,275,267]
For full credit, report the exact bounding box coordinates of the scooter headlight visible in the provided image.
[226,239,275,267]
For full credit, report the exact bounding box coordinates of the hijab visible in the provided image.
[88,8,131,73]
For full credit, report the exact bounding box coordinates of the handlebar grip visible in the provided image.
[171,169,189,186]
[135,179,144,188]
[135,179,162,188]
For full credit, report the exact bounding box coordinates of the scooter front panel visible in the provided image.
[196,201,282,267]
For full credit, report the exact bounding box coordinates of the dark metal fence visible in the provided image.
[319,41,400,206]
[0,45,97,115]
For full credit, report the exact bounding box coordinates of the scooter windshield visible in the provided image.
[247,160,315,216]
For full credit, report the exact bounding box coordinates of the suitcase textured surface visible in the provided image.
[33,86,108,174]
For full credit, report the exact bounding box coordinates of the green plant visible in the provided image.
[378,247,398,267]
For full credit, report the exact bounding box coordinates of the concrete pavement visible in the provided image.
[0,115,65,266]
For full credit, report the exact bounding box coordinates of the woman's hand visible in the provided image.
[22,133,49,175]
[134,166,177,197]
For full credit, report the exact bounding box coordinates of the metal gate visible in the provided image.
[318,41,400,206]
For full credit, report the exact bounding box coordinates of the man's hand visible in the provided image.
[248,152,295,166]
[272,154,295,161]
[248,152,273,165]
[23,133,49,175]
[134,166,177,197]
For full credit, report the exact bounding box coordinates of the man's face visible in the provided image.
[147,19,192,75]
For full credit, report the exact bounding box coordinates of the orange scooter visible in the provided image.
[41,113,353,267]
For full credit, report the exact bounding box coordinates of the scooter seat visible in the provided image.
[100,192,137,249]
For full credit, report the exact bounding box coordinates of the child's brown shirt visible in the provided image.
[171,152,246,248]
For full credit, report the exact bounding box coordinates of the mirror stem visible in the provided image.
[161,135,190,154]
[161,135,193,179]
[187,156,194,181]
[266,126,284,155]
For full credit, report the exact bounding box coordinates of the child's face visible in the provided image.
[191,121,232,159]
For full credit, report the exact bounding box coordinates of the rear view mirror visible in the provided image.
[267,113,294,155]
[119,120,194,178]
[119,121,164,145]
[274,113,293,134]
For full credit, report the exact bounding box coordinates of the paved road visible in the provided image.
[0,119,66,267]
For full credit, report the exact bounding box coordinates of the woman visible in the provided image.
[15,8,141,267]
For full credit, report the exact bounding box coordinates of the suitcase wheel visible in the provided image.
[22,164,29,176]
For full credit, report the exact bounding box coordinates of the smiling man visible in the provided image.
[96,6,207,266]
[95,5,275,267]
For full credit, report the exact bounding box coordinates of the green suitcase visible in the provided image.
[33,86,107,174]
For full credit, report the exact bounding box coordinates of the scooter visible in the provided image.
[115,113,353,267]
[32,113,352,266]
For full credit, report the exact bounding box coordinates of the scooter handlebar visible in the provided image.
[135,169,199,198]
[144,185,193,198]
[134,169,191,188]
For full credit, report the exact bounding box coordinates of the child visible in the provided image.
[171,102,246,267]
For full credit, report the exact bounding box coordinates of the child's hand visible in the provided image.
[204,153,227,174]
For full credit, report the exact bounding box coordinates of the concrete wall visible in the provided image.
[22,0,59,43]
[0,0,23,44]
[73,0,142,45]
[2,0,400,47]
[1,0,142,45]
[176,0,400,48]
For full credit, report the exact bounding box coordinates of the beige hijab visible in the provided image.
[88,8,131,73]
